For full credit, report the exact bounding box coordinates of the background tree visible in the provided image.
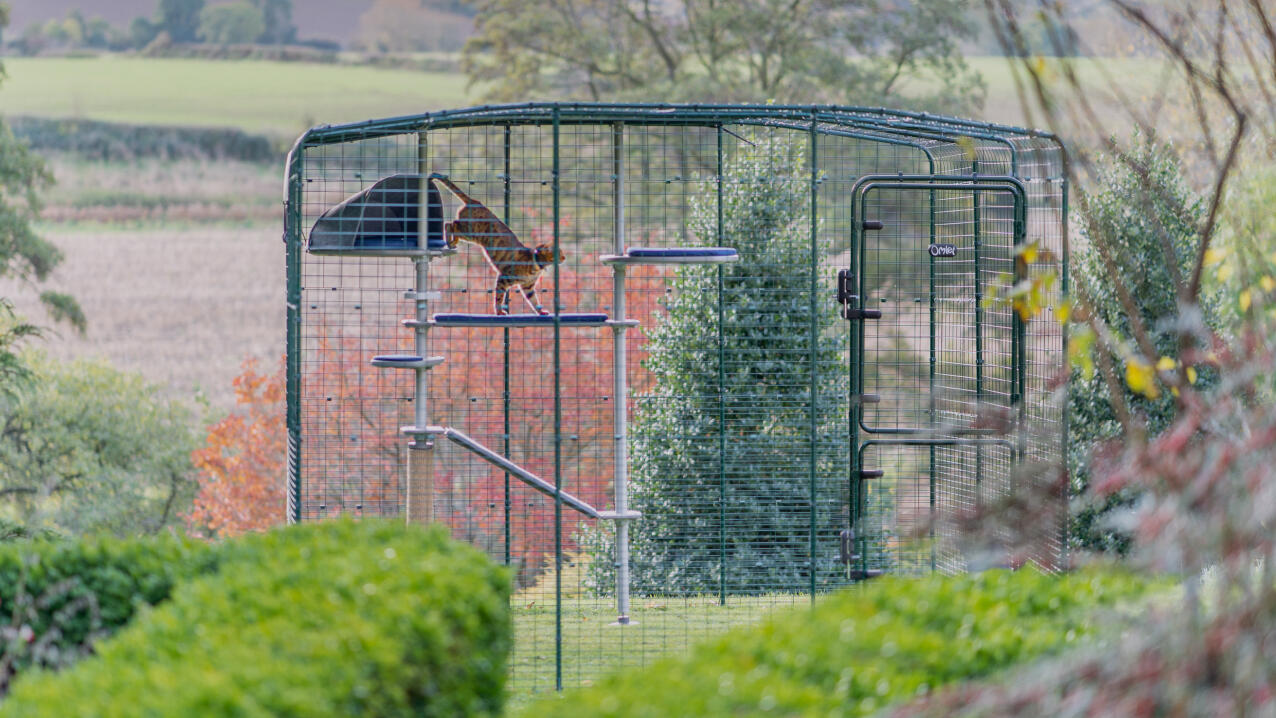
[156,0,205,43]
[0,356,197,536]
[198,1,265,45]
[463,0,984,113]
[586,134,849,595]
[1067,136,1215,554]
[0,5,83,392]
[354,0,475,54]
[186,359,285,538]
[250,0,295,44]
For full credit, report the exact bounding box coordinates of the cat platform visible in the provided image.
[432,313,615,327]
[600,247,739,265]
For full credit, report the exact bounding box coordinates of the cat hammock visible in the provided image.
[306,174,449,256]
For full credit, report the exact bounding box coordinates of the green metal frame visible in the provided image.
[282,102,1068,695]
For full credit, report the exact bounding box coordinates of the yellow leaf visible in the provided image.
[1156,356,1177,372]
[1055,299,1072,324]
[1262,276,1275,292]
[1218,263,1235,282]
[1204,247,1226,266]
[956,136,977,161]
[1018,243,1039,265]
[1241,289,1253,312]
[1125,359,1160,400]
[1186,366,1198,384]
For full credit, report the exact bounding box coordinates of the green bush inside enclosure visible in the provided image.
[520,568,1160,718]
[0,521,512,718]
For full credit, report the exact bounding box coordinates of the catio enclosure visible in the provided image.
[283,103,1069,694]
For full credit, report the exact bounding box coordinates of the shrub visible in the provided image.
[0,521,512,718]
[585,133,848,596]
[6,116,277,163]
[0,533,216,696]
[522,568,1159,718]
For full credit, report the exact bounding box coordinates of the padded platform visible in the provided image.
[432,313,610,327]
[600,247,739,265]
[370,354,444,369]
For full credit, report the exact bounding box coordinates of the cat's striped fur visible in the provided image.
[431,174,565,315]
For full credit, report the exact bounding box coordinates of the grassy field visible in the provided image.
[508,594,803,708]
[0,57,472,138]
[0,56,1175,138]
[0,224,283,407]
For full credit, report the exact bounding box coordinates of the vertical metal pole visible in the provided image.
[407,131,434,525]
[971,163,984,507]
[1059,177,1070,570]
[928,180,937,572]
[285,144,304,524]
[716,126,727,607]
[807,114,819,601]
[612,122,632,625]
[551,107,563,692]
[503,125,512,567]
[850,190,864,576]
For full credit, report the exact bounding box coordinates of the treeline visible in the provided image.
[3,0,478,57]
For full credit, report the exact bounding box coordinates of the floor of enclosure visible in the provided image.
[506,593,807,707]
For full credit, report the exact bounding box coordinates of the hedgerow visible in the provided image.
[522,568,1159,718]
[0,521,511,717]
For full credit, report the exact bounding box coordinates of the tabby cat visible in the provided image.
[431,174,565,315]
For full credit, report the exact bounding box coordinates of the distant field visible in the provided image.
[0,56,1175,139]
[0,57,472,138]
[0,225,283,409]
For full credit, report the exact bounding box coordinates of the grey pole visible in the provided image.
[407,131,435,525]
[611,122,632,626]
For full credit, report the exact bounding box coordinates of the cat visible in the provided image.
[430,174,566,316]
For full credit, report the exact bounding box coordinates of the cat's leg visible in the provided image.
[494,278,511,315]
[519,284,549,315]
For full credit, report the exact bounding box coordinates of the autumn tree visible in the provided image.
[463,0,984,112]
[186,359,286,538]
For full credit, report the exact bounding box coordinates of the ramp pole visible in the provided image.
[612,122,633,625]
[439,427,602,519]
[407,131,434,525]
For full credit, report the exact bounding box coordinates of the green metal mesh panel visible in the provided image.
[283,104,1068,698]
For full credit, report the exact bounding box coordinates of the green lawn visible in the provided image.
[509,594,804,707]
[0,57,473,138]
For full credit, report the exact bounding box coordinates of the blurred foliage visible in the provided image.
[524,567,1159,717]
[186,359,285,538]
[463,0,985,113]
[0,532,216,697]
[197,1,265,45]
[584,134,847,595]
[0,520,511,718]
[1067,135,1213,555]
[0,355,198,537]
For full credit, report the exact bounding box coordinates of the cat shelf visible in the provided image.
[307,174,451,256]
[600,247,739,265]
[371,354,445,369]
[432,313,611,327]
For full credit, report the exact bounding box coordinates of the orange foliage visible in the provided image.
[186,359,287,538]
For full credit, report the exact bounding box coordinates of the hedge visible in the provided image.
[0,532,217,688]
[522,568,1158,718]
[8,116,278,163]
[0,521,512,718]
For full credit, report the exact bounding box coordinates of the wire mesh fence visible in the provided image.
[283,104,1068,697]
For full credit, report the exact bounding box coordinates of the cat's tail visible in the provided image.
[428,173,476,206]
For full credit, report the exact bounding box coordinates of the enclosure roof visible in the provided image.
[292,102,1061,153]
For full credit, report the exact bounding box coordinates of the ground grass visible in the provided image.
[0,57,472,138]
[508,594,804,708]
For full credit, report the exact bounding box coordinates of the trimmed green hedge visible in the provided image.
[0,532,216,684]
[522,568,1157,718]
[0,521,511,718]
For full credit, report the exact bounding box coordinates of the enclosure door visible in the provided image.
[844,176,1026,575]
